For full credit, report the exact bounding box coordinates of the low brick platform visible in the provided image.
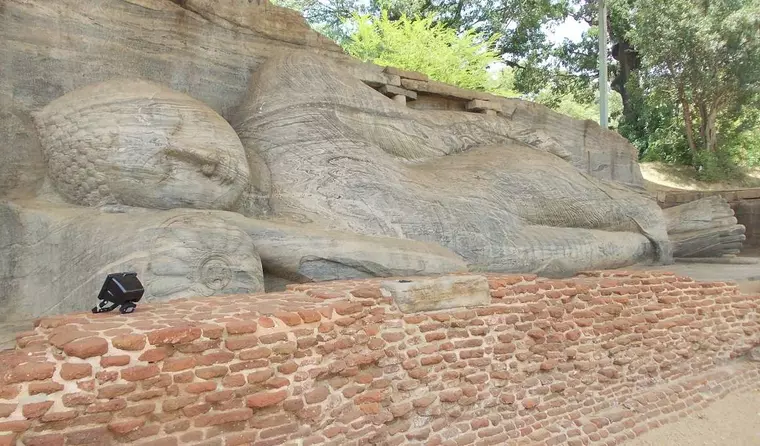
[1,271,759,445]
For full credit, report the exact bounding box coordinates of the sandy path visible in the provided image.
[628,387,760,446]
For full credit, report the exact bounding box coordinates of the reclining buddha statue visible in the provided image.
[0,51,744,321]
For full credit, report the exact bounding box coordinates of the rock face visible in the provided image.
[0,0,744,320]
[233,52,671,274]
[0,0,638,188]
[664,196,746,258]
[34,79,252,210]
[0,203,265,322]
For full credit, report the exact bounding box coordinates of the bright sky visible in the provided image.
[548,17,590,44]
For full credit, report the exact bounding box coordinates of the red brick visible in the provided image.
[225,336,259,351]
[138,437,178,446]
[305,386,329,404]
[63,337,108,359]
[39,410,78,422]
[22,401,53,419]
[274,312,302,326]
[278,361,298,375]
[163,357,196,372]
[182,403,211,417]
[225,431,258,446]
[85,398,126,413]
[222,374,246,388]
[0,403,15,418]
[62,392,95,407]
[195,366,228,380]
[297,310,322,323]
[162,396,198,412]
[5,362,55,384]
[121,403,156,418]
[95,370,118,384]
[246,390,288,408]
[195,408,253,427]
[164,419,190,434]
[101,355,130,367]
[98,383,136,399]
[63,426,107,444]
[20,434,66,446]
[147,326,201,346]
[20,432,64,446]
[0,385,20,399]
[108,418,145,435]
[196,351,235,366]
[186,382,217,394]
[259,332,287,344]
[205,390,236,404]
[333,302,363,315]
[127,389,164,402]
[439,388,463,403]
[60,363,93,381]
[121,365,160,382]
[247,369,274,384]
[112,334,146,351]
[239,347,271,360]
[265,377,290,389]
[522,399,539,409]
[0,420,29,433]
[225,320,258,335]
[139,348,169,363]
[48,329,93,348]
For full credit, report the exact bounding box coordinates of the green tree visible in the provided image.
[629,0,760,155]
[344,12,515,94]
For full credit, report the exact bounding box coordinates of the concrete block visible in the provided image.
[380,275,490,313]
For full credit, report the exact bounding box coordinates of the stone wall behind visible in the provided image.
[0,0,644,197]
[1,271,758,445]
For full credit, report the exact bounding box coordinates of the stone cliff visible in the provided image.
[0,0,746,321]
[0,0,642,191]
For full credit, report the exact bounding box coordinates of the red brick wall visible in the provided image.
[1,271,759,446]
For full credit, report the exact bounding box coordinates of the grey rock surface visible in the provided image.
[0,0,642,187]
[664,196,746,257]
[0,202,265,322]
[34,79,254,211]
[381,275,490,313]
[219,215,468,285]
[233,52,672,275]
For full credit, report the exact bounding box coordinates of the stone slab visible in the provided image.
[383,66,429,81]
[400,78,492,101]
[378,84,417,100]
[465,99,501,113]
[380,275,490,313]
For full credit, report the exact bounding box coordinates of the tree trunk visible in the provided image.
[676,83,698,154]
[705,106,719,152]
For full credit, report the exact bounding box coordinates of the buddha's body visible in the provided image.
[0,51,744,321]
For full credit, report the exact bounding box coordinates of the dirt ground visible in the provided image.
[640,161,760,191]
[628,387,760,446]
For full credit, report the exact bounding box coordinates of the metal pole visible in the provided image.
[598,0,608,128]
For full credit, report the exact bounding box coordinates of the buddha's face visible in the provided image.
[35,79,250,210]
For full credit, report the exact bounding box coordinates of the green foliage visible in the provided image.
[344,12,505,92]
[629,0,760,153]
